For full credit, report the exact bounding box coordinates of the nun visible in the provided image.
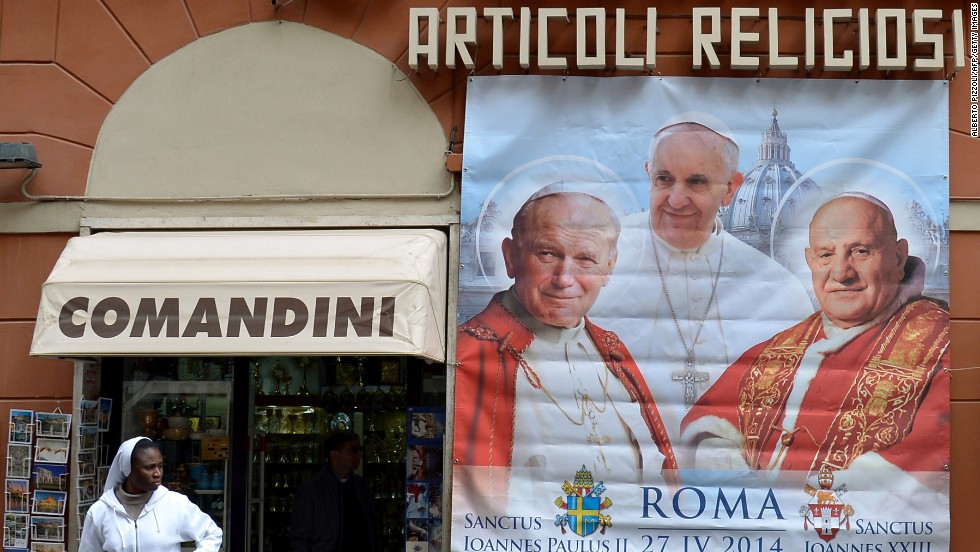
[79,436,222,551]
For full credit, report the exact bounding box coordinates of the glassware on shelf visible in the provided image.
[388,426,406,463]
[361,387,378,414]
[380,358,400,385]
[338,387,355,412]
[364,424,382,464]
[252,360,265,396]
[321,387,336,412]
[139,409,159,437]
[296,357,312,396]
[392,386,406,408]
[255,409,269,434]
[378,390,388,412]
[269,408,285,434]
[335,357,357,385]
[302,410,317,434]
[354,357,366,387]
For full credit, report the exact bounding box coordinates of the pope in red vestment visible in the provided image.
[451,188,678,496]
[680,294,949,476]
[453,290,677,474]
[680,194,950,490]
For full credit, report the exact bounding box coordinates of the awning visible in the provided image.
[31,230,448,361]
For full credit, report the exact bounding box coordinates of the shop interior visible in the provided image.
[94,355,447,552]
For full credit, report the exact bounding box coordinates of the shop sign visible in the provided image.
[409,7,965,74]
[30,230,448,360]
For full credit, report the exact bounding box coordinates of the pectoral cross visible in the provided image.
[583,394,612,445]
[672,352,710,408]
[582,395,612,471]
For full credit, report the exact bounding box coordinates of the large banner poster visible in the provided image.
[452,76,950,552]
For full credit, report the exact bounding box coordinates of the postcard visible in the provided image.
[35,412,71,439]
[6,444,32,478]
[34,439,69,464]
[77,425,98,451]
[77,502,91,527]
[97,398,112,432]
[30,515,64,542]
[3,512,28,548]
[31,490,67,516]
[96,465,109,491]
[4,479,30,512]
[77,451,95,477]
[8,410,34,444]
[33,464,68,492]
[77,476,97,504]
[408,408,445,443]
[79,400,99,426]
[30,542,65,552]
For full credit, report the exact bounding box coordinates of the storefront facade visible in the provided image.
[0,6,458,550]
[0,1,977,551]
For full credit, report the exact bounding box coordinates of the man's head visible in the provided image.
[326,430,362,479]
[502,191,620,329]
[646,120,743,250]
[805,194,909,329]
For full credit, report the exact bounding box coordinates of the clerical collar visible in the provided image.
[501,288,586,344]
[820,298,900,346]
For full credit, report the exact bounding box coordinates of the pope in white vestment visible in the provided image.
[592,113,814,471]
[595,214,813,469]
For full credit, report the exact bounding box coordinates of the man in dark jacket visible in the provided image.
[290,430,378,552]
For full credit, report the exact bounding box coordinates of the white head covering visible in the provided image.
[654,111,738,146]
[649,111,741,175]
[104,436,152,493]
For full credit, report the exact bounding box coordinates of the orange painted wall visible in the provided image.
[0,0,975,548]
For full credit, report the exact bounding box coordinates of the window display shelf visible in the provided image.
[123,380,232,414]
[120,379,233,543]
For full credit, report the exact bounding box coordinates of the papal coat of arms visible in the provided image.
[801,466,855,542]
[554,465,612,537]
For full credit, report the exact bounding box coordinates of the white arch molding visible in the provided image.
[88,22,449,203]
